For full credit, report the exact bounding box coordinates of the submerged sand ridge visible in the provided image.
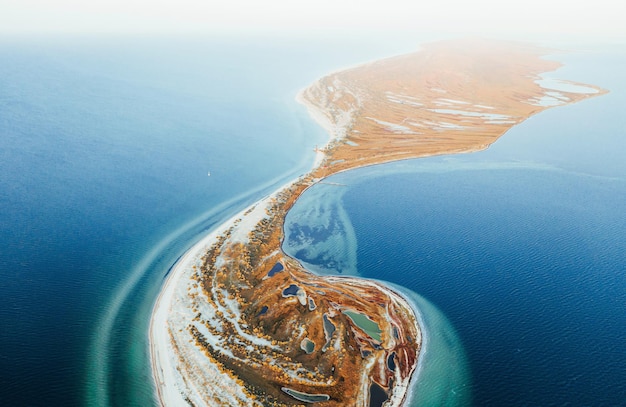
[150,39,606,407]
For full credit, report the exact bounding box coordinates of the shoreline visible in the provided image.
[149,89,347,406]
[149,39,606,407]
[150,83,424,407]
[149,168,325,405]
[150,217,426,405]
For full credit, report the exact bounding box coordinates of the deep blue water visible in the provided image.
[0,35,428,406]
[286,46,626,405]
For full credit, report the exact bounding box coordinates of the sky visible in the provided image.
[0,0,624,42]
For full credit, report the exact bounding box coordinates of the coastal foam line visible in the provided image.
[85,162,315,406]
[149,93,325,407]
[150,177,305,406]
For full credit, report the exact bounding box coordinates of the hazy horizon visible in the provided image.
[1,0,624,44]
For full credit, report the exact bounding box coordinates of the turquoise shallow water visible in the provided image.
[389,284,471,406]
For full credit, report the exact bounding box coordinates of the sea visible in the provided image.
[1,35,624,406]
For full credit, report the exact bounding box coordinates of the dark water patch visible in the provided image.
[387,352,396,372]
[282,182,358,275]
[281,387,330,403]
[323,314,336,336]
[369,381,388,407]
[322,314,336,352]
[257,306,268,316]
[300,338,315,354]
[282,284,300,297]
[392,326,399,339]
[267,262,284,277]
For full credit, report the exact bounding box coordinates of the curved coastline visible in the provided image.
[150,39,606,406]
[385,282,471,406]
[149,110,421,406]
[149,190,282,406]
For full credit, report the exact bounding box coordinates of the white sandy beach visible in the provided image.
[150,183,292,406]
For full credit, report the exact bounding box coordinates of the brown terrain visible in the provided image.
[302,39,606,178]
[186,180,420,406]
[156,39,606,407]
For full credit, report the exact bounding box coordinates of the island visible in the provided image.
[150,39,605,407]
